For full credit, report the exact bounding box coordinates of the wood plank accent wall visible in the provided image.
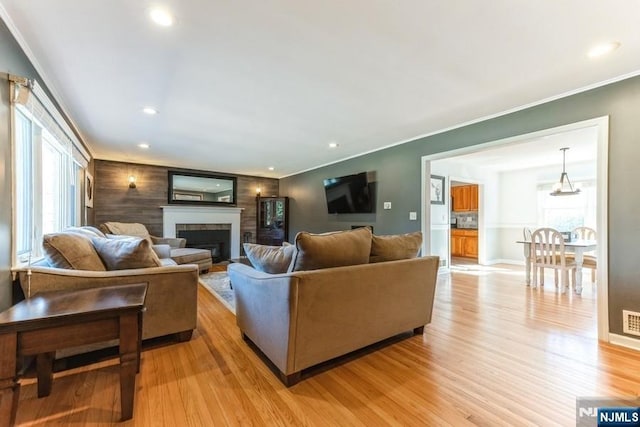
[92,160,279,246]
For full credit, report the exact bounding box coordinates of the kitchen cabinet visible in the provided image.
[451,184,478,212]
[451,233,465,257]
[469,185,478,211]
[451,228,478,258]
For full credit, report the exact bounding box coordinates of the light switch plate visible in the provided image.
[383,202,392,210]
[409,211,417,220]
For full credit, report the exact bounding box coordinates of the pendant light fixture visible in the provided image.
[550,147,580,196]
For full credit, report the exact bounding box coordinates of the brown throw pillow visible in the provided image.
[370,231,422,263]
[42,232,106,271]
[243,243,295,274]
[91,236,161,270]
[290,227,372,272]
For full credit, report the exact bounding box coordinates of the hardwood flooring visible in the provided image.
[14,263,640,426]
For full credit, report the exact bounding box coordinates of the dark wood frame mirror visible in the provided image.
[168,171,237,206]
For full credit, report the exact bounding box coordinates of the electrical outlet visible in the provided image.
[409,211,417,220]
[383,202,392,210]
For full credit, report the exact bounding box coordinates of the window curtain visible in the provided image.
[9,75,90,168]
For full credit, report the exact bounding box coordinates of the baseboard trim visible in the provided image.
[608,333,640,351]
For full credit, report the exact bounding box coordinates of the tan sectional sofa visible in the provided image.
[15,226,199,356]
[228,227,439,386]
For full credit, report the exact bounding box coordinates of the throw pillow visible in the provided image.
[290,227,372,272]
[64,226,107,239]
[243,243,295,274]
[42,232,106,271]
[91,236,161,270]
[370,231,423,263]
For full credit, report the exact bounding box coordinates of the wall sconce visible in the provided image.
[128,175,137,189]
[256,187,261,197]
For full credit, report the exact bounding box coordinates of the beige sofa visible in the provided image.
[99,222,213,272]
[15,226,199,356]
[228,227,439,386]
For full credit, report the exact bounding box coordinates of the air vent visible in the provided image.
[439,259,447,267]
[623,310,640,336]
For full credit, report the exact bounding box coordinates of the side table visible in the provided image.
[0,283,147,426]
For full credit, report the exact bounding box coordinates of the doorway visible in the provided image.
[420,116,609,341]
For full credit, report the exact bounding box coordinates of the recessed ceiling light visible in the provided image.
[268,166,275,171]
[150,8,174,27]
[588,41,620,58]
[142,107,158,115]
[138,143,150,149]
[328,142,339,148]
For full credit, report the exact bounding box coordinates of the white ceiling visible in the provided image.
[1,1,639,178]
[446,126,598,173]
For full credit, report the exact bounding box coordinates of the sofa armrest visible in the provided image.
[151,236,186,248]
[227,263,299,374]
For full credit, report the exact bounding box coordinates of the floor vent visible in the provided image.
[623,310,640,336]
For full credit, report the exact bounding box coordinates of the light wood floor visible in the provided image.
[15,263,640,426]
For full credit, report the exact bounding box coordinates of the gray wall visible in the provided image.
[280,75,640,338]
[0,19,47,309]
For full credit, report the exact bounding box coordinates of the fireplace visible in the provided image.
[161,206,243,259]
[177,227,231,263]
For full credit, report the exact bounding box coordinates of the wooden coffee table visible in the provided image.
[0,283,147,426]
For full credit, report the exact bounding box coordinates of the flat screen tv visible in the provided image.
[323,172,373,214]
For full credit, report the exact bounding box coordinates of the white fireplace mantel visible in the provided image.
[161,206,243,258]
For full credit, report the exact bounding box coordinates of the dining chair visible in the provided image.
[530,228,576,293]
[571,226,597,283]
[522,227,537,283]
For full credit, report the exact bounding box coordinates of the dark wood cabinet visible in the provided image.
[257,197,289,246]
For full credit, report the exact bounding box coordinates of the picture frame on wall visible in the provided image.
[85,170,94,208]
[430,175,445,205]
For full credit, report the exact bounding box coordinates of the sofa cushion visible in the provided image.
[243,243,295,274]
[370,232,423,263]
[290,227,372,272]
[91,236,161,270]
[152,244,172,259]
[42,232,107,271]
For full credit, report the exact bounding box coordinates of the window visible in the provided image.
[537,181,596,231]
[12,79,87,264]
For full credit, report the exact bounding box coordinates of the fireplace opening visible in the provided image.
[177,229,231,263]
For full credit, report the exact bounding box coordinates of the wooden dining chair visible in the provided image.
[571,226,597,283]
[530,228,576,293]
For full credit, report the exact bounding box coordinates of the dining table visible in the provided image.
[516,239,597,294]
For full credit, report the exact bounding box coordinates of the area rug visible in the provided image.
[199,272,235,314]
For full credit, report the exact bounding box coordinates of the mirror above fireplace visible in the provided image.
[168,171,237,206]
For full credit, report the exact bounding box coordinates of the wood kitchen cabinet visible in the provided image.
[451,228,478,258]
[451,184,478,212]
[469,185,478,211]
[451,233,465,257]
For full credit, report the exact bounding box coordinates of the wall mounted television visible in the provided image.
[323,172,374,214]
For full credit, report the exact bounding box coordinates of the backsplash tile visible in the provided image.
[452,212,478,229]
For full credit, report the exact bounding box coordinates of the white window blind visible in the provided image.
[10,76,89,264]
